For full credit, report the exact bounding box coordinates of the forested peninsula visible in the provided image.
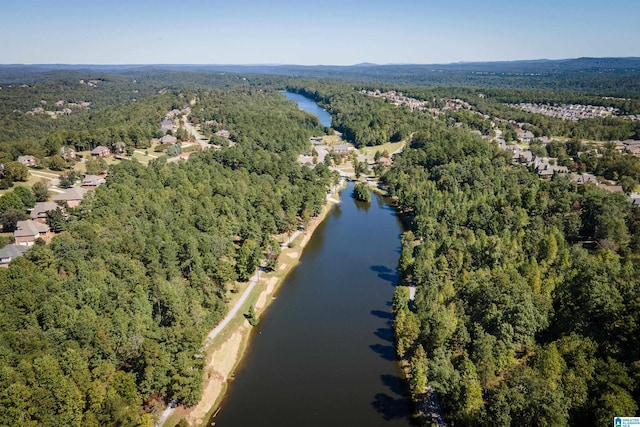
[1,63,640,426]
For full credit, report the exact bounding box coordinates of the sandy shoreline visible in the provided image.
[164,188,342,427]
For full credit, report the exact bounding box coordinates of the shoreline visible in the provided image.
[163,184,343,427]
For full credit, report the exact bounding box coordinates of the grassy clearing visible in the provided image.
[182,144,201,153]
[0,169,62,197]
[358,140,406,157]
[321,134,343,145]
[334,162,355,175]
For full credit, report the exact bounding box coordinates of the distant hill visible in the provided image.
[2,57,640,94]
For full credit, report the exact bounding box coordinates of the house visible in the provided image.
[52,187,88,208]
[0,244,29,267]
[216,130,231,139]
[30,201,61,223]
[572,173,599,185]
[81,174,106,189]
[535,161,568,179]
[160,119,174,133]
[332,144,351,157]
[14,220,53,246]
[90,146,111,157]
[629,193,640,206]
[160,135,178,145]
[515,128,535,142]
[600,184,624,193]
[60,146,76,161]
[17,155,37,167]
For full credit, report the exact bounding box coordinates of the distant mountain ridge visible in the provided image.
[3,57,640,73]
[2,57,640,94]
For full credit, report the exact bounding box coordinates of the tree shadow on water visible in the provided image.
[371,309,394,320]
[370,343,397,361]
[381,373,409,397]
[370,265,399,285]
[372,392,410,421]
[374,324,394,342]
[372,374,412,421]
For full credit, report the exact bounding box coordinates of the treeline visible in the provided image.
[397,86,640,141]
[385,123,640,426]
[286,82,427,147]
[0,80,174,162]
[286,81,640,149]
[190,87,326,152]
[0,72,255,164]
[0,87,334,426]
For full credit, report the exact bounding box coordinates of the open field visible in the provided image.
[358,140,406,157]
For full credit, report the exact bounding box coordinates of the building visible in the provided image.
[17,155,37,167]
[216,130,231,139]
[332,144,351,157]
[14,220,53,246]
[629,193,640,206]
[572,173,599,185]
[0,244,29,267]
[160,119,175,133]
[81,175,106,189]
[90,146,111,157]
[60,146,76,161]
[160,135,178,145]
[52,187,88,208]
[30,201,60,223]
[600,184,624,193]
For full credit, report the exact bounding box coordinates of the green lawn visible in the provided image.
[358,140,406,157]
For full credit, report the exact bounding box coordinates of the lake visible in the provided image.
[209,182,411,426]
[283,91,332,127]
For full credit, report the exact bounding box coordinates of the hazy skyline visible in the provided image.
[2,0,640,65]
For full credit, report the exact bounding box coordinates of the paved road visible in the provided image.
[182,116,210,149]
[156,229,304,427]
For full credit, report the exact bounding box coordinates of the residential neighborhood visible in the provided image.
[511,102,621,121]
[361,88,640,203]
[0,182,91,265]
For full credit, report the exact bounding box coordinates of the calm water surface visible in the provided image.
[210,183,411,427]
[283,91,332,127]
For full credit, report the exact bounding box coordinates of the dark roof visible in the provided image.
[30,201,60,219]
[0,244,28,261]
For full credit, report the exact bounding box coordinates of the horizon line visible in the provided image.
[2,56,640,68]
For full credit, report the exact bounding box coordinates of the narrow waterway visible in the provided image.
[209,183,411,426]
[283,91,332,127]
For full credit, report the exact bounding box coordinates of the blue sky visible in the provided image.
[2,0,639,65]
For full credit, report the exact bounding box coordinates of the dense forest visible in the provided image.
[286,82,425,147]
[289,80,640,146]
[397,86,640,140]
[0,72,250,164]
[385,123,640,426]
[2,64,640,426]
[10,58,637,94]
[0,85,334,426]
